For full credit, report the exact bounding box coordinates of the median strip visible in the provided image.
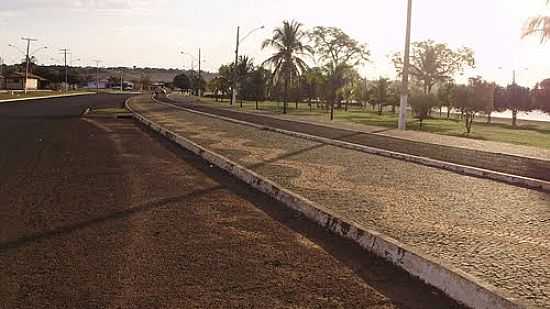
[127,96,531,309]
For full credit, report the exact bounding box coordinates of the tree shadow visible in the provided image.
[0,186,223,252]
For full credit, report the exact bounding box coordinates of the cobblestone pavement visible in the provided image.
[1,95,463,308]
[165,94,550,182]
[132,97,550,308]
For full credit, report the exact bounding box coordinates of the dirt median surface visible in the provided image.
[0,95,463,308]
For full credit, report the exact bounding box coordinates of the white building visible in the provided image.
[4,72,46,90]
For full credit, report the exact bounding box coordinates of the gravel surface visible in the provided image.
[164,95,550,182]
[0,94,463,308]
[133,97,550,308]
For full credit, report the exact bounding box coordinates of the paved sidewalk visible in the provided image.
[170,94,550,161]
[132,96,550,308]
[167,94,550,182]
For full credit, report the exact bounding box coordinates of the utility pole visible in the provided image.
[59,48,70,93]
[120,70,123,92]
[399,0,413,130]
[93,60,101,94]
[231,26,240,105]
[199,48,205,98]
[22,37,37,94]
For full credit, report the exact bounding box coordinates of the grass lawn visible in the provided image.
[0,91,90,101]
[92,107,128,114]
[194,96,550,150]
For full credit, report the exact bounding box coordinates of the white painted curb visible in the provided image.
[0,92,96,104]
[155,96,550,194]
[128,96,532,309]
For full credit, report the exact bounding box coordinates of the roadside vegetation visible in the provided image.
[163,6,550,150]
[193,95,550,149]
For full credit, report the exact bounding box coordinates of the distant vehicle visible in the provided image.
[154,87,167,96]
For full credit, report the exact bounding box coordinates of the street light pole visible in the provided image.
[120,70,124,92]
[399,0,413,130]
[59,48,70,93]
[94,60,101,94]
[22,37,37,94]
[199,48,205,98]
[231,26,240,105]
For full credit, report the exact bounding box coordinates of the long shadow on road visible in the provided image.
[0,186,223,252]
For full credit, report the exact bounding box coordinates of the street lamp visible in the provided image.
[399,0,413,130]
[231,25,264,105]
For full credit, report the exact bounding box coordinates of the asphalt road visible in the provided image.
[0,94,463,308]
[161,95,550,182]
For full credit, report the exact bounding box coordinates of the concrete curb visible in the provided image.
[128,96,531,309]
[156,96,550,194]
[0,92,96,104]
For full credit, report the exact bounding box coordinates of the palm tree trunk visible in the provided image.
[283,77,288,114]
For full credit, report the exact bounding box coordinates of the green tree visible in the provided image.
[533,80,550,114]
[236,56,255,105]
[188,71,206,96]
[370,77,390,115]
[393,40,475,94]
[248,66,270,109]
[454,78,495,134]
[262,20,313,114]
[495,84,532,127]
[301,67,326,110]
[173,73,191,90]
[409,93,439,129]
[387,81,401,113]
[217,64,234,102]
[309,26,370,120]
[208,77,226,102]
[437,81,455,118]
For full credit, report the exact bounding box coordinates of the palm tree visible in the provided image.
[522,1,550,42]
[236,55,255,106]
[262,20,313,114]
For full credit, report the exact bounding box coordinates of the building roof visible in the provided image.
[5,72,47,81]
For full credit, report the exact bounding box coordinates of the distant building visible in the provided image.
[83,80,109,89]
[0,75,4,89]
[4,72,47,90]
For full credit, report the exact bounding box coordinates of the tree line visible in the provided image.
[174,20,548,135]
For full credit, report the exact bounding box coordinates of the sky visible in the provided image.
[1,0,549,86]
